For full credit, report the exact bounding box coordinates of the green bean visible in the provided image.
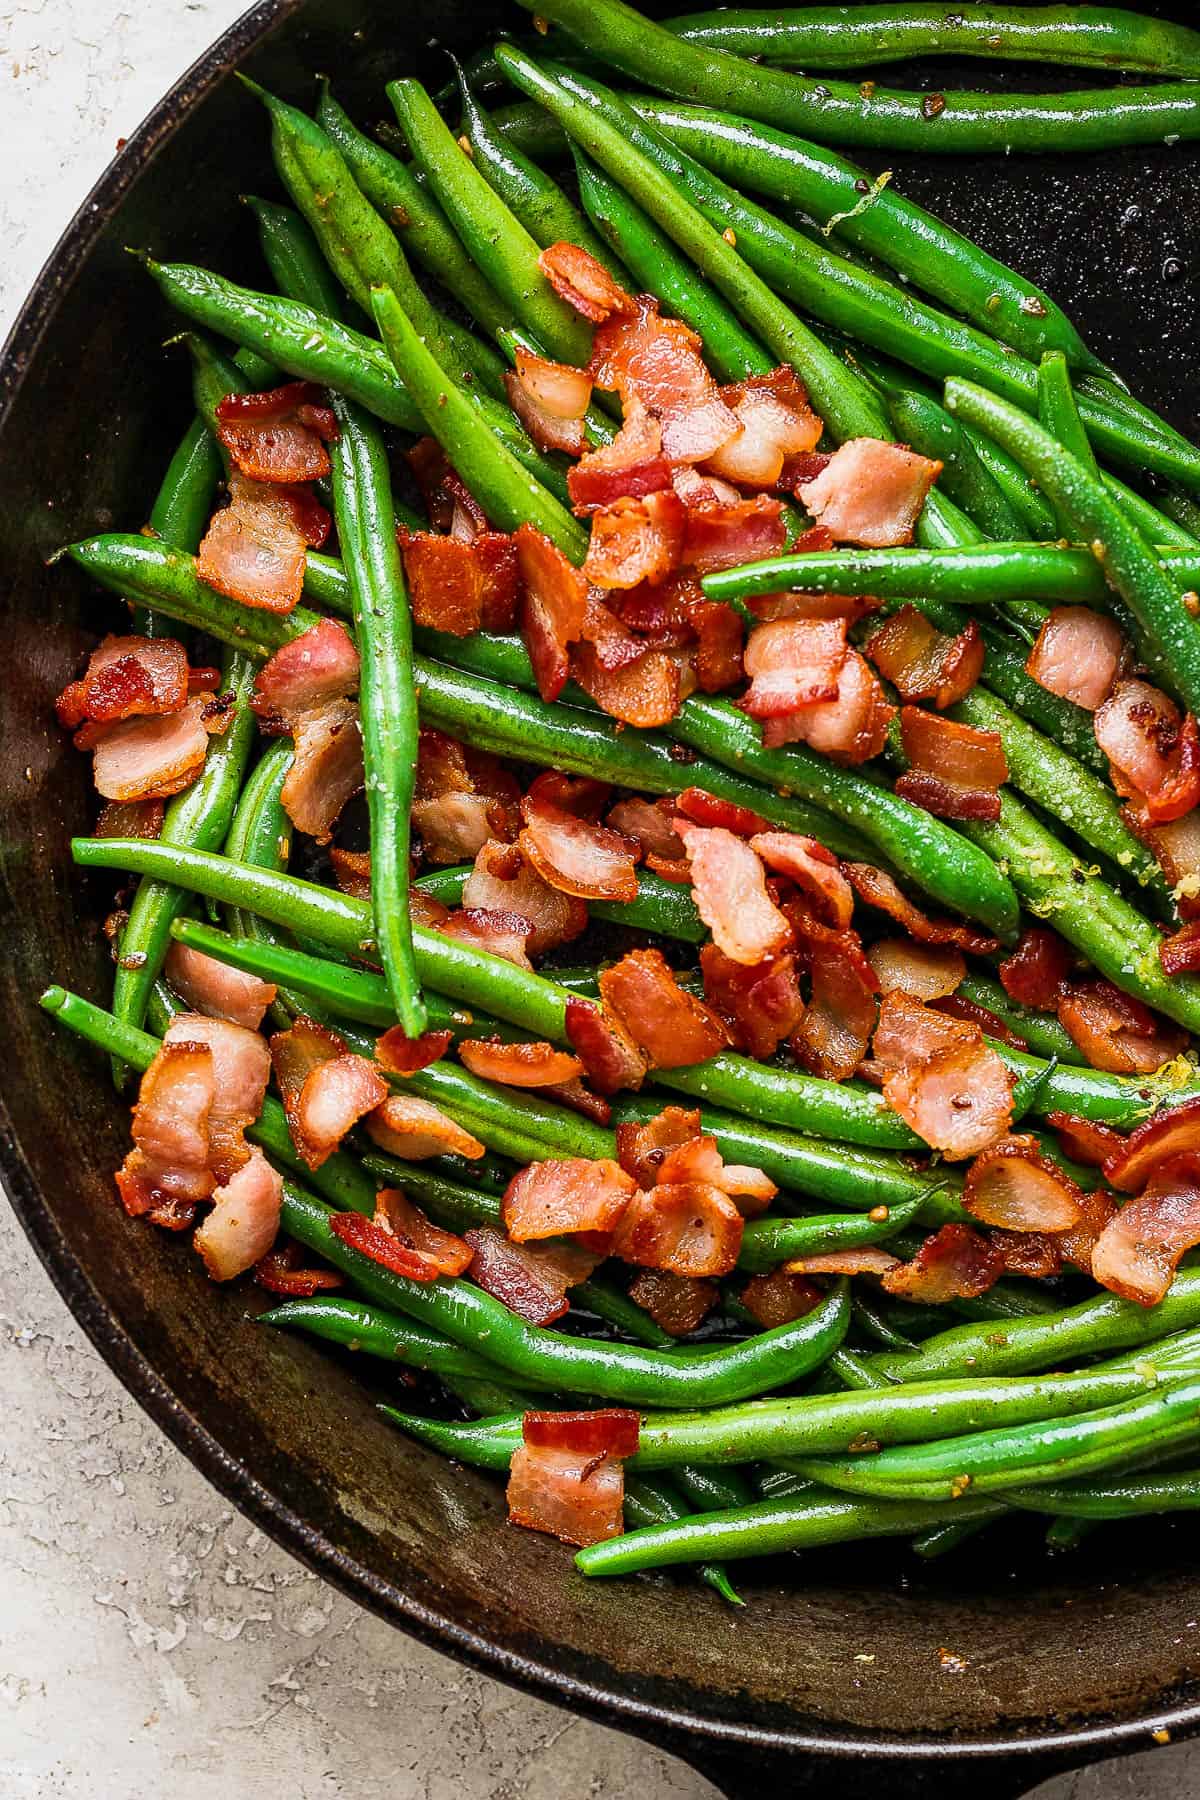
[736,1194,925,1273]
[418,862,707,943]
[1009,1468,1200,1521]
[515,0,1200,157]
[170,919,399,1027]
[496,324,617,451]
[262,1293,563,1389]
[315,83,511,339]
[621,1472,746,1603]
[911,1516,996,1558]
[958,971,1084,1066]
[387,78,591,369]
[246,191,352,323]
[883,385,1026,543]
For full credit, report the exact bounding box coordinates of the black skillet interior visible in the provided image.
[1,3,1199,1795]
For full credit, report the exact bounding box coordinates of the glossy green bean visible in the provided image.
[884,385,1026,542]
[262,1293,561,1388]
[247,192,346,319]
[958,972,1084,1065]
[1008,1468,1200,1521]
[736,1194,925,1273]
[621,1473,745,1603]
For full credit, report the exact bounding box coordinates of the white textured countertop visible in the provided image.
[1,5,1198,1794]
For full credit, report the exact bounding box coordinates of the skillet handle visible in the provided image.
[675,1741,1102,1800]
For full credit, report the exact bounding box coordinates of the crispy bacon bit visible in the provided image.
[598,946,729,1068]
[271,1016,387,1171]
[375,1026,453,1077]
[797,438,941,547]
[1101,1096,1200,1193]
[408,438,490,536]
[962,1134,1084,1232]
[413,730,521,866]
[655,1134,777,1214]
[615,1107,702,1187]
[90,700,210,803]
[931,993,1027,1049]
[1026,606,1125,712]
[703,368,823,488]
[164,941,276,1031]
[437,908,534,970]
[465,1225,598,1325]
[1096,679,1200,822]
[590,293,740,462]
[505,349,591,456]
[1046,1111,1128,1170]
[865,606,983,710]
[163,1014,270,1185]
[95,797,165,839]
[672,464,741,511]
[583,490,685,590]
[539,242,633,322]
[518,792,639,902]
[197,472,327,613]
[675,788,769,839]
[365,1093,486,1162]
[1161,920,1200,976]
[612,1181,744,1278]
[1131,808,1200,920]
[896,707,1007,823]
[502,1157,635,1242]
[741,618,846,718]
[254,1240,342,1297]
[508,1405,635,1547]
[193,1146,283,1281]
[784,1246,901,1277]
[565,996,648,1094]
[872,992,1014,1160]
[881,1222,1004,1303]
[330,847,374,902]
[760,646,895,763]
[700,943,805,1061]
[674,821,790,965]
[215,380,336,484]
[458,1038,584,1089]
[516,523,588,704]
[570,638,684,728]
[844,862,999,954]
[116,1039,216,1219]
[1060,1188,1120,1276]
[1091,1162,1200,1307]
[993,1229,1063,1280]
[624,1269,716,1336]
[680,495,787,575]
[867,938,965,1001]
[568,396,673,512]
[607,795,684,862]
[542,1078,611,1124]
[399,530,519,637]
[777,453,834,496]
[740,1269,823,1328]
[57,634,190,730]
[376,1188,474,1277]
[790,910,879,1084]
[462,839,586,957]
[1057,979,1187,1076]
[999,927,1073,1012]
[749,830,854,929]
[253,620,363,843]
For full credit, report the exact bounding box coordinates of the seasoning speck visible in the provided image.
[922,93,946,120]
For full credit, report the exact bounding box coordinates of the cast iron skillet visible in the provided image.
[3,3,1200,1794]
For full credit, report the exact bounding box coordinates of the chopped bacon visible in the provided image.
[1101,1096,1200,1193]
[197,472,327,613]
[844,862,999,955]
[993,1229,1063,1280]
[1091,1161,1200,1307]
[896,707,1007,823]
[253,616,360,717]
[458,1038,584,1089]
[508,1405,633,1547]
[215,380,336,484]
[590,294,740,463]
[253,619,363,842]
[365,1093,486,1162]
[410,886,450,930]
[516,523,588,704]
[408,438,491,537]
[570,638,684,728]
[655,1133,777,1214]
[1131,807,1200,920]
[680,495,787,575]
[461,839,586,957]
[962,1134,1084,1232]
[612,1181,744,1278]
[567,396,673,513]
[777,451,834,496]
[1095,679,1200,822]
[90,700,210,803]
[1026,606,1125,712]
[932,992,1026,1049]
[999,927,1073,1012]
[740,1270,823,1328]
[1046,1111,1128,1170]
[1057,978,1187,1076]
[881,1222,1004,1303]
[789,909,879,1083]
[253,1240,343,1296]
[193,1146,283,1282]
[689,598,746,692]
[749,830,854,929]
[542,1078,611,1124]
[271,1016,387,1170]
[57,634,190,731]
[598,946,729,1067]
[579,590,653,672]
[399,530,519,637]
[539,242,633,323]
[565,996,648,1094]
[749,589,879,628]
[164,941,276,1031]
[741,618,846,718]
[872,992,1014,1160]
[627,1268,718,1335]
[465,1225,598,1325]
[700,943,805,1061]
[672,463,742,511]
[676,788,769,838]
[760,647,895,763]
[413,730,521,866]
[437,908,534,969]
[797,438,941,547]
[523,773,606,822]
[865,606,983,710]
[502,1157,635,1242]
[1161,920,1200,976]
[615,1107,702,1187]
[867,938,965,1001]
[784,1246,901,1277]
[1060,1188,1120,1276]
[375,1188,474,1277]
[116,1039,216,1220]
[505,349,591,456]
[95,797,165,839]
[375,1026,454,1077]
[607,795,683,863]
[703,369,822,489]
[583,490,685,590]
[674,821,790,965]
[162,1013,270,1185]
[518,792,639,902]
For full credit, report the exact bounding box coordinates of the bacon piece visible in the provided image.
[703,368,823,488]
[881,1222,1004,1303]
[57,634,190,730]
[789,910,879,1084]
[672,464,741,511]
[1161,920,1200,976]
[606,796,683,863]
[398,530,519,638]
[1096,679,1200,822]
[797,438,941,547]
[865,606,983,710]
[539,242,634,322]
[163,942,276,1032]
[565,996,648,1094]
[1060,1188,1120,1277]
[740,1270,823,1328]
[253,619,363,843]
[524,773,608,821]
[193,1147,283,1281]
[674,821,790,966]
[518,793,639,902]
[962,1134,1084,1232]
[253,616,360,717]
[760,647,895,763]
[505,349,591,456]
[163,1013,270,1184]
[95,797,165,839]
[741,618,846,718]
[328,848,373,902]
[1057,979,1187,1076]
[461,839,587,957]
[896,707,1007,823]
[215,380,336,484]
[570,639,684,728]
[867,938,965,1001]
[612,1181,744,1278]
[375,1188,474,1277]
[749,830,854,929]
[676,788,769,839]
[1131,807,1200,920]
[1101,1096,1200,1193]
[844,862,999,955]
[777,451,834,495]
[598,947,729,1068]
[655,1134,777,1214]
[615,1107,702,1187]
[583,490,685,590]
[116,1039,216,1219]
[872,992,1014,1160]
[90,700,210,803]
[999,927,1073,1012]
[1046,1111,1128,1170]
[412,730,521,866]
[784,1246,901,1277]
[458,1039,584,1089]
[931,992,1026,1049]
[749,589,879,628]
[1091,1162,1200,1307]
[271,1016,388,1171]
[253,1240,343,1296]
[541,1078,611,1125]
[465,1225,598,1325]
[568,396,673,512]
[1026,606,1125,712]
[680,495,787,575]
[516,523,588,704]
[700,943,805,1061]
[375,1026,454,1077]
[502,1157,636,1242]
[365,1093,486,1162]
[626,1269,718,1336]
[993,1230,1063,1280]
[437,908,534,970]
[590,295,740,463]
[197,472,327,613]
[507,1418,630,1548]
